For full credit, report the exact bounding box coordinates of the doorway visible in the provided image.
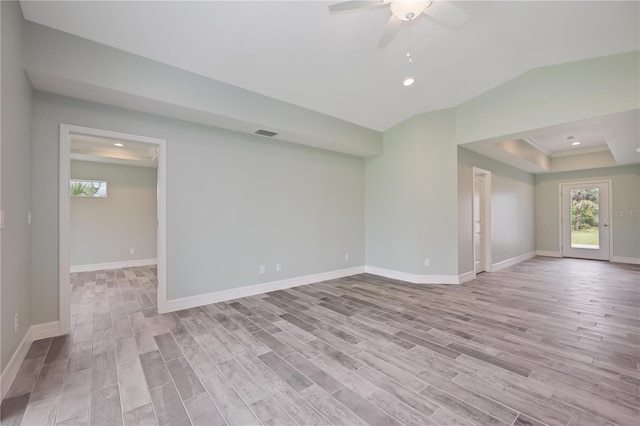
[473,167,492,274]
[561,181,611,261]
[59,124,167,335]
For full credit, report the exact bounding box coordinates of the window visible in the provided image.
[70,179,107,197]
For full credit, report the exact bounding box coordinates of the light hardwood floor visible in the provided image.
[1,257,639,425]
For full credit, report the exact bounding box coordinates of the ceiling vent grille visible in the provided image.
[254,129,278,137]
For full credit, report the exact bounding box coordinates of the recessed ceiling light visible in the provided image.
[403,77,415,87]
[114,143,124,147]
[571,141,581,146]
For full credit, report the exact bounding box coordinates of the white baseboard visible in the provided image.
[536,250,562,258]
[534,252,639,265]
[1,327,32,400]
[163,264,477,313]
[612,256,640,265]
[491,251,536,272]
[1,321,64,400]
[458,270,476,283]
[163,266,366,312]
[70,258,157,273]
[364,266,469,284]
[31,321,62,340]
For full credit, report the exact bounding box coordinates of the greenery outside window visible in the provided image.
[70,179,107,197]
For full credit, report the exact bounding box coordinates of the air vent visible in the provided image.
[254,129,278,137]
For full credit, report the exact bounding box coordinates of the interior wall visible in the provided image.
[365,109,459,276]
[31,92,365,324]
[70,160,157,267]
[457,147,536,275]
[536,164,640,260]
[1,0,33,372]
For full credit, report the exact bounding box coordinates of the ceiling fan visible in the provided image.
[329,0,469,48]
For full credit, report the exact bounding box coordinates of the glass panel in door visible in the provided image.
[570,188,599,249]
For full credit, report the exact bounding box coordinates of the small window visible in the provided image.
[70,179,107,197]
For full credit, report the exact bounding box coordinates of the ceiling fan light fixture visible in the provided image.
[390,0,430,21]
[403,77,415,86]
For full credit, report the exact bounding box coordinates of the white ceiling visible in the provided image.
[71,134,158,168]
[20,0,640,132]
[460,109,640,173]
[528,125,610,157]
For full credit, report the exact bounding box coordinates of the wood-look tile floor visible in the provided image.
[2,257,639,426]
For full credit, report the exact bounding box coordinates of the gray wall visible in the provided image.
[458,147,536,275]
[70,160,157,266]
[365,110,459,276]
[1,1,33,372]
[536,165,640,259]
[31,92,365,323]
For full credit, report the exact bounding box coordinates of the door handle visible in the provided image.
[603,224,609,227]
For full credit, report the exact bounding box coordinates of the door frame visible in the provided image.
[558,180,613,261]
[59,124,168,334]
[472,167,492,274]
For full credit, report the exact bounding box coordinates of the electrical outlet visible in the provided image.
[259,264,265,274]
[130,248,136,255]
[14,314,18,333]
[344,254,349,261]
[276,263,282,272]
[424,258,430,267]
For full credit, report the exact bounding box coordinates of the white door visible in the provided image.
[473,174,486,273]
[561,182,611,260]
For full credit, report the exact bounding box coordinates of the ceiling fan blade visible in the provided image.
[424,1,469,27]
[329,1,386,13]
[378,15,402,48]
